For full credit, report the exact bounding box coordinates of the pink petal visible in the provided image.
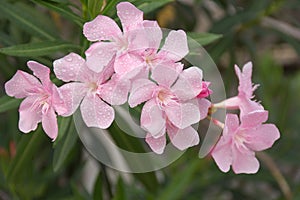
[223,114,239,136]
[159,30,189,62]
[114,53,143,78]
[80,95,114,129]
[59,82,87,116]
[241,110,268,128]
[246,124,280,151]
[117,2,143,32]
[145,133,166,154]
[165,102,200,129]
[167,125,199,151]
[100,75,131,105]
[18,96,42,133]
[172,67,203,101]
[232,145,259,174]
[211,135,233,173]
[151,62,182,87]
[128,79,157,108]
[141,99,165,137]
[51,84,67,115]
[83,15,121,41]
[240,98,264,116]
[235,62,253,98]
[27,61,51,87]
[42,107,58,141]
[53,53,86,82]
[197,98,211,120]
[5,70,41,98]
[85,42,117,73]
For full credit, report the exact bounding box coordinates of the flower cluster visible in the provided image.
[4,2,280,174]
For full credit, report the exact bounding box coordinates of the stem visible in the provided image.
[256,152,293,200]
[100,163,113,198]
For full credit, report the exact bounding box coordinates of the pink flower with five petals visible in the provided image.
[129,65,209,153]
[5,61,66,140]
[53,53,130,129]
[211,111,280,174]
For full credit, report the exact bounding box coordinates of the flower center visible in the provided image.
[155,88,178,108]
[115,35,129,52]
[87,82,99,94]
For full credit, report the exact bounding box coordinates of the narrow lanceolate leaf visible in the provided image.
[134,0,174,14]
[93,171,104,200]
[0,41,80,57]
[187,32,222,46]
[0,1,58,40]
[32,0,84,27]
[87,0,104,19]
[53,120,78,172]
[0,95,21,113]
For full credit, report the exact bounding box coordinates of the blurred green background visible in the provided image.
[0,0,299,199]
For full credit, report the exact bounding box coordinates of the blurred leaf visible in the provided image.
[7,129,45,183]
[0,32,15,46]
[32,0,84,27]
[0,96,21,113]
[112,177,126,200]
[53,116,73,146]
[53,120,77,172]
[0,1,58,40]
[134,0,174,14]
[0,41,80,57]
[187,32,222,46]
[87,0,104,19]
[157,160,200,200]
[93,171,103,200]
[101,0,121,15]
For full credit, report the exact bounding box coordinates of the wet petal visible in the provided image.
[151,62,182,87]
[42,107,58,141]
[85,42,117,73]
[83,15,121,41]
[27,61,51,87]
[53,53,86,82]
[223,114,239,136]
[114,53,143,78]
[18,96,42,133]
[232,145,259,174]
[5,70,41,98]
[241,110,268,128]
[100,75,131,105]
[172,67,203,101]
[80,95,114,129]
[59,82,86,116]
[117,2,143,32]
[211,135,233,173]
[145,133,166,154]
[51,84,67,115]
[165,102,200,129]
[128,79,157,108]
[159,30,189,61]
[141,99,165,137]
[167,125,199,151]
[197,98,211,120]
[246,124,280,151]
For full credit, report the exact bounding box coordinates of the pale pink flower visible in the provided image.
[83,2,158,76]
[211,111,280,174]
[53,53,130,129]
[4,61,66,140]
[129,66,207,153]
[197,81,212,98]
[214,62,263,115]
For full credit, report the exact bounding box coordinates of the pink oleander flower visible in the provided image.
[211,111,280,174]
[4,61,66,140]
[53,53,130,129]
[83,2,159,76]
[214,62,263,115]
[197,81,213,98]
[129,65,210,154]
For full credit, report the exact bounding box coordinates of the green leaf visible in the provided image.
[32,0,84,27]
[7,129,45,184]
[157,160,200,200]
[0,1,58,40]
[93,171,104,200]
[88,0,104,19]
[187,32,222,46]
[0,95,21,113]
[112,177,126,200]
[53,119,78,172]
[0,41,80,57]
[134,0,174,14]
